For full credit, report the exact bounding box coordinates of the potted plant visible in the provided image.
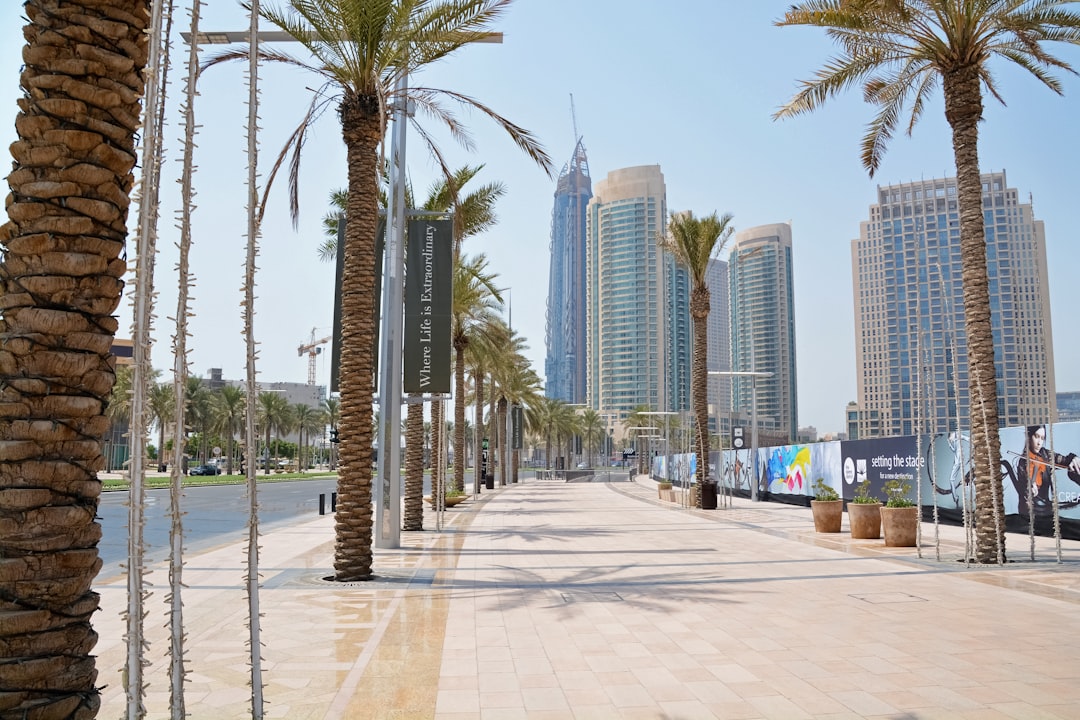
[848,477,882,539]
[425,488,467,508]
[810,478,842,533]
[880,479,919,547]
[657,481,673,501]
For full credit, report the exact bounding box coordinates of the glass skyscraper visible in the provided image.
[586,165,688,419]
[730,223,798,444]
[544,139,592,403]
[852,171,1056,438]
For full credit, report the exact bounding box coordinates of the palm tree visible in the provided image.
[322,396,341,469]
[455,255,504,490]
[293,403,323,472]
[257,392,293,474]
[775,0,1080,563]
[207,0,551,582]
[0,4,150,709]
[149,382,177,472]
[661,211,735,506]
[579,409,606,468]
[530,397,560,470]
[403,394,425,529]
[213,386,247,475]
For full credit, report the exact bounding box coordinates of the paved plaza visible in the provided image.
[91,474,1080,718]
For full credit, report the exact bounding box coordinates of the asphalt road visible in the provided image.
[96,477,344,580]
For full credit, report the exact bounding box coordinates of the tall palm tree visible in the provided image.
[404,396,426,530]
[213,386,247,475]
[208,0,551,582]
[149,382,177,472]
[322,396,341,469]
[579,409,606,468]
[661,211,735,507]
[498,360,543,481]
[257,392,293,474]
[455,254,504,490]
[530,397,561,470]
[0,4,150,711]
[293,403,323,472]
[775,0,1080,563]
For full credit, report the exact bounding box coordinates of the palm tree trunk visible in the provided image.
[0,1,149,714]
[474,370,485,492]
[691,286,711,508]
[944,66,1006,564]
[403,394,424,530]
[431,398,444,500]
[334,98,382,580]
[454,341,467,492]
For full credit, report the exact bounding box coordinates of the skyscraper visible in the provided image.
[544,139,592,403]
[706,257,731,435]
[586,165,688,419]
[852,171,1056,438]
[730,223,798,444]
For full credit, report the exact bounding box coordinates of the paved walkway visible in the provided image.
[92,474,1080,718]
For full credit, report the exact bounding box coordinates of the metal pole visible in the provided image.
[751,371,759,502]
[374,71,408,549]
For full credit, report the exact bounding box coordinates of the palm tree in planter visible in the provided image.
[775,0,1080,563]
[204,0,551,581]
[661,210,734,506]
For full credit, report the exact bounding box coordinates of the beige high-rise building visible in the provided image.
[852,171,1056,438]
[586,165,689,422]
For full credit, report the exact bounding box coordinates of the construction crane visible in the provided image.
[298,329,332,385]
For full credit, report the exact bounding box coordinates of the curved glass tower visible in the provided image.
[544,139,592,402]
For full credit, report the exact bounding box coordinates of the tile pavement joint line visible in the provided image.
[850,592,927,604]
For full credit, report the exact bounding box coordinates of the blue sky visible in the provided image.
[2,1,1078,434]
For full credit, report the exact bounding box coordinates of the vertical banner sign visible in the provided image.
[404,218,452,393]
[511,405,523,450]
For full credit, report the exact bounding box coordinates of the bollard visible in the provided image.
[319,493,326,515]
[331,492,337,512]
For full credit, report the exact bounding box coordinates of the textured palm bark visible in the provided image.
[334,94,381,581]
[944,66,1006,564]
[453,338,467,492]
[403,395,424,530]
[691,286,711,508]
[430,399,444,499]
[473,370,485,491]
[497,397,507,486]
[0,1,148,716]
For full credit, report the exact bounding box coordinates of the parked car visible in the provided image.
[189,464,220,476]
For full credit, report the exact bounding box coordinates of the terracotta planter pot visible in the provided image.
[425,495,466,507]
[848,502,882,539]
[880,506,919,547]
[811,500,843,533]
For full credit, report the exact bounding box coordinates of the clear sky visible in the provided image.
[3,1,1079,435]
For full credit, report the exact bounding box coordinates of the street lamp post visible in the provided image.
[639,411,679,500]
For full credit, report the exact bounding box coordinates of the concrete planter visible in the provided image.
[811,500,843,533]
[881,506,919,547]
[848,502,882,539]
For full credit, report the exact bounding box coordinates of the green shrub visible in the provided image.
[812,478,839,501]
[883,479,915,508]
[851,477,879,504]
